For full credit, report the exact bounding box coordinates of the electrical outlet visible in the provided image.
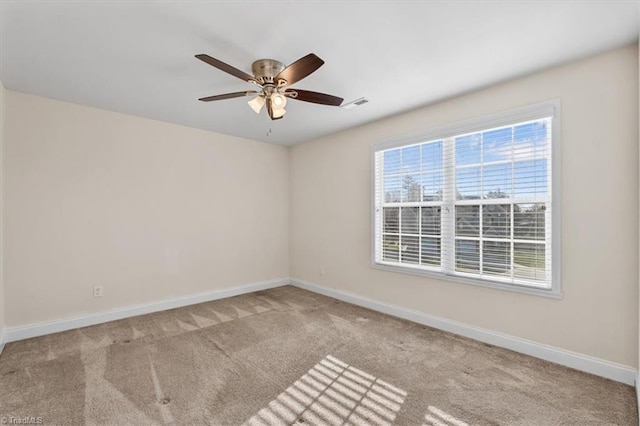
[93,285,103,298]
[320,266,325,276]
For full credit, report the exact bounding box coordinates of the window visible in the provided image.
[372,101,560,296]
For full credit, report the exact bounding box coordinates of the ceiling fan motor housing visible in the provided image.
[252,59,286,84]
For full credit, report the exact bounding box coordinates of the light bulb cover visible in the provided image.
[271,93,287,108]
[271,108,286,118]
[248,96,265,114]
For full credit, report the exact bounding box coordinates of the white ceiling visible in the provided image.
[1,1,638,146]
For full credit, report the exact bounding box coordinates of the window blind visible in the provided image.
[373,115,553,290]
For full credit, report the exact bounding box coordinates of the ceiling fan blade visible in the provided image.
[195,54,258,84]
[288,89,343,106]
[198,91,257,102]
[275,53,324,87]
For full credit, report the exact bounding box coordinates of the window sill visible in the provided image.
[370,262,562,299]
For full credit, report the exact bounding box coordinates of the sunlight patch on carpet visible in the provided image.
[423,405,469,426]
[243,355,407,426]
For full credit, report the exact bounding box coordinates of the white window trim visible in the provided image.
[370,99,562,299]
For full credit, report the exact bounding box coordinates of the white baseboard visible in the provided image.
[636,373,640,424]
[290,278,637,386]
[3,278,288,344]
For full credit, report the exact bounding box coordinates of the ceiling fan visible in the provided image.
[195,53,343,120]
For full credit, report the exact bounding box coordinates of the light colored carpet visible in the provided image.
[0,286,636,425]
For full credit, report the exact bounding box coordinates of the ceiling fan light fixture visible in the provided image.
[248,95,265,114]
[271,93,287,108]
[271,107,286,119]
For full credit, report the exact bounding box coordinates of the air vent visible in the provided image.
[341,97,369,110]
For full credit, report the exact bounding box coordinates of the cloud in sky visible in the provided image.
[496,140,549,162]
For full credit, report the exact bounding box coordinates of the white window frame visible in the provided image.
[371,100,562,298]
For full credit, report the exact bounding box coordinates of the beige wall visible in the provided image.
[0,81,4,345]
[291,45,639,368]
[4,91,289,327]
